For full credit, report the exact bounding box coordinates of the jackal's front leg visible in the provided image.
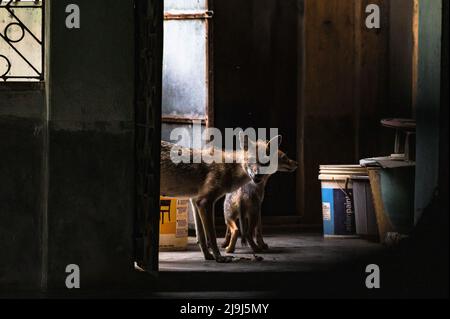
[256,213,269,251]
[197,198,233,263]
[225,219,239,253]
[222,225,231,248]
[191,199,214,260]
[247,211,263,253]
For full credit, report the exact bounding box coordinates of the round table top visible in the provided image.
[381,118,416,132]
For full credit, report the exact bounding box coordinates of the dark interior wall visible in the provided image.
[300,0,415,223]
[389,0,415,117]
[440,0,449,214]
[0,87,45,289]
[214,0,415,222]
[213,0,300,217]
[45,0,136,288]
[302,0,358,223]
[354,0,390,160]
[1,0,162,291]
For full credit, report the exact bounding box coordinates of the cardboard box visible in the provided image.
[159,197,189,251]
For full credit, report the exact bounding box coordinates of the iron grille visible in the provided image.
[0,0,44,81]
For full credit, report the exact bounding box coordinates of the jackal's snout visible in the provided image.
[277,152,298,173]
[287,159,298,172]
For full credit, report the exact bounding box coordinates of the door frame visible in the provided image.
[134,0,163,273]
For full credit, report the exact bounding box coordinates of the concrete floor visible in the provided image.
[159,233,383,273]
[4,232,444,299]
[153,233,390,298]
[3,233,389,299]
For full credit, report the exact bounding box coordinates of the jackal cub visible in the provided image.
[222,137,298,253]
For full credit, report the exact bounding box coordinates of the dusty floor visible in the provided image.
[4,232,443,299]
[152,232,391,298]
[159,233,383,273]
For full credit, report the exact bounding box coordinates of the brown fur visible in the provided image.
[222,149,298,253]
[160,134,280,262]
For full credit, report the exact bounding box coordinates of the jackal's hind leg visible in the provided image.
[248,235,261,253]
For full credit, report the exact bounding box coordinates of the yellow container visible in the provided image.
[159,197,189,251]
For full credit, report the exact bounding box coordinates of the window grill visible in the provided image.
[0,0,44,82]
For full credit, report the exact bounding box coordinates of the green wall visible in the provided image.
[414,0,443,224]
[1,0,140,292]
[45,0,136,289]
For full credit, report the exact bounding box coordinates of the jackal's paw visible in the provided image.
[221,241,229,248]
[225,246,235,254]
[215,255,233,263]
[201,250,215,260]
[260,243,269,250]
[204,252,215,260]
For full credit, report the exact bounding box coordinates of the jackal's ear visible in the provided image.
[267,135,282,148]
[239,131,251,151]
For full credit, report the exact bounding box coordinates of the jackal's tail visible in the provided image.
[239,213,248,247]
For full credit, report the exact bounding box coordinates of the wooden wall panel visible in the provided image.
[354,0,390,159]
[300,0,412,223]
[214,0,299,217]
[301,0,358,223]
